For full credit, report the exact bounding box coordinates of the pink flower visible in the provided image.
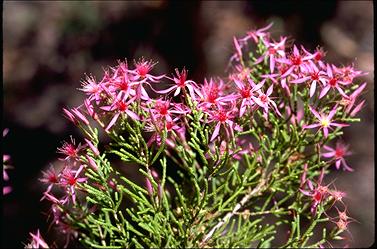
[303,105,349,138]
[239,22,273,44]
[301,46,327,69]
[340,82,367,115]
[150,98,174,122]
[322,141,353,171]
[194,78,229,109]
[299,169,330,214]
[290,61,327,98]
[57,136,85,162]
[100,95,139,132]
[252,84,282,119]
[107,69,135,99]
[231,78,264,117]
[156,68,198,98]
[329,189,346,204]
[40,165,60,194]
[207,104,240,141]
[128,58,165,83]
[277,45,313,78]
[25,229,49,249]
[334,64,366,84]
[254,36,287,73]
[319,64,350,99]
[145,116,184,147]
[60,165,87,205]
[80,74,104,104]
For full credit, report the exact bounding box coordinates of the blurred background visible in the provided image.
[2,1,373,248]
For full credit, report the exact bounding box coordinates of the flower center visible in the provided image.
[137,65,149,77]
[260,94,268,103]
[207,91,218,103]
[240,87,251,99]
[68,176,77,186]
[314,52,322,61]
[329,78,337,87]
[117,78,129,91]
[65,144,77,157]
[49,175,58,183]
[290,55,302,66]
[178,73,187,87]
[321,118,330,127]
[314,191,322,202]
[158,105,168,115]
[268,47,276,55]
[311,72,319,81]
[217,111,228,122]
[335,148,344,158]
[116,101,128,112]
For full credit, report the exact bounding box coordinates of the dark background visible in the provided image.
[2,1,374,248]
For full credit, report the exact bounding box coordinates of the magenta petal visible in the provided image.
[105,113,120,131]
[323,145,334,151]
[309,106,321,120]
[270,55,275,73]
[322,152,335,158]
[156,85,177,94]
[293,45,299,56]
[309,81,317,97]
[351,82,367,99]
[341,159,354,172]
[290,76,310,84]
[253,81,265,92]
[85,138,100,156]
[327,107,337,120]
[281,66,294,78]
[239,99,247,117]
[350,100,365,117]
[254,54,266,65]
[173,87,181,96]
[299,189,311,196]
[319,85,330,99]
[323,127,329,138]
[267,84,274,96]
[126,110,140,121]
[251,96,264,108]
[326,64,333,77]
[210,123,221,142]
[303,123,321,129]
[335,160,341,170]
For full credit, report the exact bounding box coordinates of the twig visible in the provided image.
[200,177,267,246]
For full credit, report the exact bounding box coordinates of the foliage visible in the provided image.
[25,23,367,248]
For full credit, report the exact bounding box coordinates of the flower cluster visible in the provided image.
[37,137,90,247]
[32,23,367,248]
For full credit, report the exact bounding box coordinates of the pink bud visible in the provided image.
[84,138,100,156]
[63,108,77,125]
[72,108,89,125]
[85,155,98,171]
